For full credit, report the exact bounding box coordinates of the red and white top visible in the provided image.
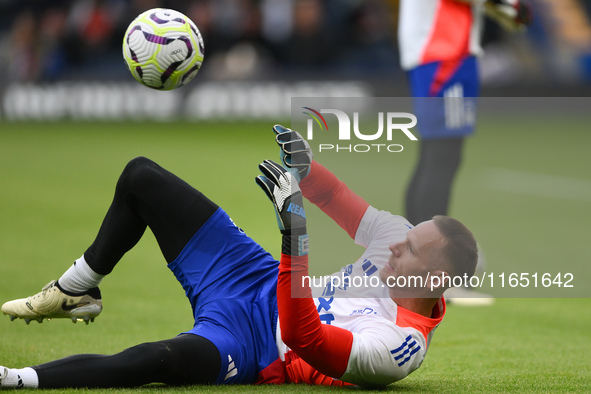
[273,162,446,387]
[398,0,484,70]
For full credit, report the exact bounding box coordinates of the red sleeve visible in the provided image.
[299,161,370,239]
[278,253,354,379]
[283,351,354,386]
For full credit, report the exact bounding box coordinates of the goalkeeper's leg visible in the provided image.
[2,157,219,322]
[0,334,220,388]
[83,156,219,273]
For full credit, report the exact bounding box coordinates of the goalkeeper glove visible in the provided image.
[256,160,308,255]
[273,124,313,183]
[485,0,532,31]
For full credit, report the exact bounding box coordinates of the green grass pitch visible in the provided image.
[0,118,590,393]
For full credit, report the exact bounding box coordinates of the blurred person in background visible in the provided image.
[395,0,531,303]
[7,11,40,81]
[268,0,337,70]
[398,0,530,225]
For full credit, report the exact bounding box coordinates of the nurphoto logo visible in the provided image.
[302,107,418,153]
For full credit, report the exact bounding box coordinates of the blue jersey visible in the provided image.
[167,208,280,384]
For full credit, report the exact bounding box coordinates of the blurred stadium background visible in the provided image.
[1,0,590,121]
[1,2,590,391]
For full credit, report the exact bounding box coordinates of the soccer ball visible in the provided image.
[122,8,205,91]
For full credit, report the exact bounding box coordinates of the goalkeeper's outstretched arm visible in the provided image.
[256,160,354,381]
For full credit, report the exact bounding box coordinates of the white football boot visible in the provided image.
[0,367,8,388]
[1,280,102,325]
[0,366,22,389]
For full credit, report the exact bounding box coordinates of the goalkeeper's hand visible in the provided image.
[256,159,307,235]
[273,124,313,183]
[484,0,532,32]
[256,160,308,255]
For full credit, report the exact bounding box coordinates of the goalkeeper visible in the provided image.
[1,125,478,388]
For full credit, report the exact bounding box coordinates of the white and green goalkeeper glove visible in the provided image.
[484,0,532,31]
[256,160,308,256]
[273,125,313,183]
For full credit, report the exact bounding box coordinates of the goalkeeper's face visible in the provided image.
[379,221,446,296]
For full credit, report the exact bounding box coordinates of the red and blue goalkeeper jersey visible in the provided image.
[275,162,446,387]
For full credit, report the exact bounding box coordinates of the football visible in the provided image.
[122,8,205,91]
